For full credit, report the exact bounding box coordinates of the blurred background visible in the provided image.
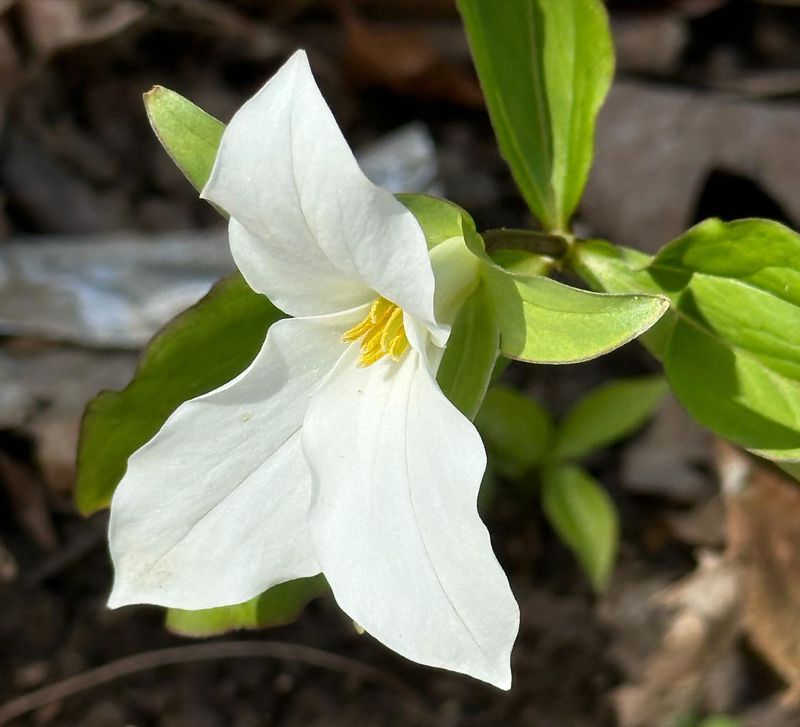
[1,0,800,724]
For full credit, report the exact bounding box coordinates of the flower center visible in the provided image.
[341,297,410,367]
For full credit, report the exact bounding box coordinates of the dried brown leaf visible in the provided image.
[338,1,482,107]
[584,82,800,251]
[604,553,742,727]
[18,0,146,56]
[721,442,800,704]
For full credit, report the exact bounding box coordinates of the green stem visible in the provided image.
[482,228,571,259]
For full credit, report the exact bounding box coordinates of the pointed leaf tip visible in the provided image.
[143,84,225,193]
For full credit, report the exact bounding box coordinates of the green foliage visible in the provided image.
[648,219,800,461]
[166,575,327,637]
[573,222,800,464]
[568,240,679,362]
[482,264,669,364]
[541,463,619,592]
[438,283,500,420]
[144,86,225,194]
[76,274,282,514]
[475,385,554,477]
[457,0,613,232]
[569,239,660,297]
[476,375,664,590]
[553,376,669,460]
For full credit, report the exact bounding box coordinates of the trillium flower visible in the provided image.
[108,50,519,688]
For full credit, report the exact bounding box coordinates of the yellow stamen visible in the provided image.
[341,316,373,343]
[341,296,410,367]
[380,307,404,349]
[387,332,409,360]
[369,296,393,323]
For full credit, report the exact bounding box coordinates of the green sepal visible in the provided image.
[482,263,669,364]
[75,274,282,514]
[437,283,500,420]
[541,462,619,592]
[397,193,478,250]
[398,193,496,419]
[166,575,327,637]
[144,85,225,195]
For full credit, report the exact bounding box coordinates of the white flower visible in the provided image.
[108,50,519,689]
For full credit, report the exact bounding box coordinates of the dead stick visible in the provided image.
[0,640,419,724]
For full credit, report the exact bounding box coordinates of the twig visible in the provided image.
[26,522,106,585]
[0,640,420,724]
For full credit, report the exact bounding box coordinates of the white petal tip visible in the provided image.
[489,669,513,691]
[200,48,312,204]
[465,658,512,690]
[286,48,309,67]
[107,585,134,610]
[106,573,151,609]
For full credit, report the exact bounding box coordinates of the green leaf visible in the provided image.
[144,86,225,193]
[570,239,660,296]
[541,463,619,592]
[166,575,327,637]
[76,274,282,514]
[437,283,500,420]
[574,225,800,462]
[483,263,669,364]
[646,219,800,461]
[569,239,677,361]
[475,385,554,477]
[553,376,669,460]
[457,0,613,232]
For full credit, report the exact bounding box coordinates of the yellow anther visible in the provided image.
[358,345,389,368]
[360,327,385,358]
[341,316,374,343]
[369,296,393,323]
[380,307,404,349]
[341,296,411,367]
[387,332,409,360]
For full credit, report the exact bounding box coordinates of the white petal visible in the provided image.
[302,347,519,688]
[108,309,363,610]
[202,50,438,326]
